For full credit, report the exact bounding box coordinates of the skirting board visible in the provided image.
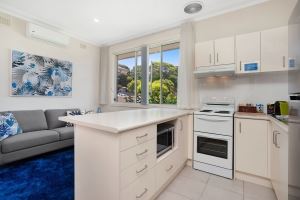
[235,171,272,188]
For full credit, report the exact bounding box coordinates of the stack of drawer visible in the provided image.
[120,125,156,200]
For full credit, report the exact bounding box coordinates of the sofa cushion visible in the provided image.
[11,110,48,132]
[45,109,79,129]
[0,112,23,141]
[1,130,59,153]
[53,127,74,140]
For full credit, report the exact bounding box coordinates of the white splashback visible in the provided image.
[197,72,288,113]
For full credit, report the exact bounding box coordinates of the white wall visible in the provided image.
[197,72,288,112]
[0,15,100,111]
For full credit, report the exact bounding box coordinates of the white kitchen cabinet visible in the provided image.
[195,41,214,67]
[261,26,288,72]
[270,121,288,200]
[214,37,235,65]
[236,32,261,73]
[195,37,235,68]
[235,118,268,177]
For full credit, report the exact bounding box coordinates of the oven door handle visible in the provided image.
[196,117,230,122]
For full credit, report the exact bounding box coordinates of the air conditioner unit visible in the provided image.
[26,23,70,46]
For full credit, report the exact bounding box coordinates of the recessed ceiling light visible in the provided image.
[184,1,203,14]
[94,18,99,23]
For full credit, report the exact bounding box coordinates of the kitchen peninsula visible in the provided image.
[59,108,191,200]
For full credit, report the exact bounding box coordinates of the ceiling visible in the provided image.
[0,0,268,46]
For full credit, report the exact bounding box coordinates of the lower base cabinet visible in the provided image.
[270,122,288,200]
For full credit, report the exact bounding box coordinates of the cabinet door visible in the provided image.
[261,26,288,72]
[235,118,268,177]
[214,37,235,65]
[195,41,214,67]
[271,123,288,200]
[236,32,261,73]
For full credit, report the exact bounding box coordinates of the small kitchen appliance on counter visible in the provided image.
[193,97,235,179]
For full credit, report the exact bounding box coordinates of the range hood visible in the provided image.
[193,64,236,78]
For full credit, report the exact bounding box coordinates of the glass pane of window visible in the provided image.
[161,42,179,104]
[148,46,161,104]
[116,51,135,103]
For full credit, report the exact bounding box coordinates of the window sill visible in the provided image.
[110,102,178,109]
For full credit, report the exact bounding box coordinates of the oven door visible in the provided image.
[194,132,232,169]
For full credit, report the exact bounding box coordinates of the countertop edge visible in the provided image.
[59,111,190,134]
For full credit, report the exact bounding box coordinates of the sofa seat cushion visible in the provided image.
[53,127,74,140]
[1,130,59,153]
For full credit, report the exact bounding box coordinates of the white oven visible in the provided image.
[193,99,234,179]
[193,132,232,170]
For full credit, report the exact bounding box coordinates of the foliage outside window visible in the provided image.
[116,42,179,105]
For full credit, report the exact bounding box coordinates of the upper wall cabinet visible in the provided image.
[195,41,214,67]
[195,37,235,68]
[236,32,261,74]
[214,37,235,66]
[261,26,288,72]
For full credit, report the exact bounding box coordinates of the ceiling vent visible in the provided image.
[0,13,11,26]
[26,23,70,46]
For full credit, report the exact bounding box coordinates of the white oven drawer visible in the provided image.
[194,114,233,136]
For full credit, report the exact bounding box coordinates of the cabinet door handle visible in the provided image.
[209,54,212,64]
[136,149,148,157]
[275,132,280,148]
[166,165,174,172]
[136,164,148,174]
[239,61,242,71]
[272,131,276,145]
[180,120,183,131]
[136,188,148,199]
[217,53,219,63]
[136,133,148,140]
[239,122,242,134]
[283,56,286,68]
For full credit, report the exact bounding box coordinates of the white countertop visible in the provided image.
[59,108,191,133]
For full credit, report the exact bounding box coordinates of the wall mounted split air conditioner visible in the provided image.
[26,23,70,46]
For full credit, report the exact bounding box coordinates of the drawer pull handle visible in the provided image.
[136,188,148,199]
[166,165,174,172]
[275,131,280,148]
[136,164,148,174]
[136,149,148,157]
[136,133,148,140]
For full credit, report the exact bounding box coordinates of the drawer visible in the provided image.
[156,150,180,190]
[120,153,156,188]
[120,125,156,151]
[194,114,233,135]
[121,169,155,200]
[121,139,156,170]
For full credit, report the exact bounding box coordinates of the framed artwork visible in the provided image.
[11,50,73,97]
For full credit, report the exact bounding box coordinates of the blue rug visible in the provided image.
[0,148,74,200]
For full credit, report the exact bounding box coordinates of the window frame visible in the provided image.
[113,40,180,108]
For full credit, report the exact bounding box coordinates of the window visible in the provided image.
[149,42,179,104]
[116,51,141,103]
[115,42,179,105]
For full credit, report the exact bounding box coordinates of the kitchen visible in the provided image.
[0,0,299,200]
[58,0,300,200]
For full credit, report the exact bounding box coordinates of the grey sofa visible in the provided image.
[0,109,78,165]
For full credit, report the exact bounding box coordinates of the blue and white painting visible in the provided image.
[11,50,72,96]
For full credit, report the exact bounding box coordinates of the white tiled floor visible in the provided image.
[156,166,277,200]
